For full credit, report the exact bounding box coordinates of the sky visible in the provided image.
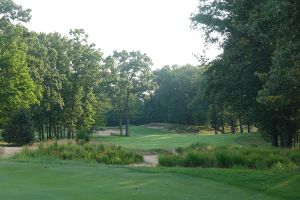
[14,0,221,69]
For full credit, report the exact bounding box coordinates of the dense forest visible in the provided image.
[0,0,299,148]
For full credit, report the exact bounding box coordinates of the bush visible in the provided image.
[76,128,92,143]
[14,142,143,165]
[159,143,300,169]
[215,151,246,168]
[1,108,34,146]
[180,152,216,167]
[289,151,300,165]
[159,154,179,167]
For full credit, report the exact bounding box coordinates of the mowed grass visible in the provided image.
[93,126,270,150]
[0,160,298,200]
[1,125,299,200]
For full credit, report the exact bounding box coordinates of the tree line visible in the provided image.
[0,0,153,141]
[0,0,299,148]
[188,0,300,148]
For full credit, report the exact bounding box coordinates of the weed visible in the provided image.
[13,142,143,165]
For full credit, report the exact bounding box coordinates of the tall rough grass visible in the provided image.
[159,143,300,169]
[14,142,143,165]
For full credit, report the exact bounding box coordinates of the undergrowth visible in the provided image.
[13,142,143,165]
[159,143,300,169]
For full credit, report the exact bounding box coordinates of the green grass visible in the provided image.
[1,160,298,200]
[152,167,300,200]
[2,125,299,200]
[93,126,270,150]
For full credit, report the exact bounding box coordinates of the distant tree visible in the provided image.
[2,108,34,146]
[144,65,207,125]
[192,0,300,147]
[102,56,125,135]
[0,0,31,23]
[110,50,154,136]
[0,25,39,124]
[66,29,102,132]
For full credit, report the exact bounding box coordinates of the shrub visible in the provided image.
[159,154,179,167]
[289,151,300,165]
[76,128,92,143]
[179,152,216,168]
[1,108,34,146]
[159,143,300,169]
[215,151,246,168]
[14,142,143,165]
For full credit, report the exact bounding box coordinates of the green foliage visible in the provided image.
[1,108,34,146]
[103,50,154,135]
[159,143,300,169]
[76,128,92,143]
[14,142,143,165]
[0,25,39,124]
[24,29,104,140]
[143,65,208,125]
[191,0,300,146]
[0,0,31,23]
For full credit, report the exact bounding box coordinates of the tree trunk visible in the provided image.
[284,119,293,148]
[296,132,299,149]
[230,118,236,134]
[247,121,251,133]
[67,127,71,139]
[270,120,278,147]
[41,125,45,140]
[48,121,52,139]
[283,109,294,148]
[221,106,225,134]
[125,88,130,136]
[54,125,59,139]
[119,115,123,136]
[118,102,123,136]
[60,124,63,139]
[279,133,284,147]
[239,116,243,133]
[38,125,42,141]
[46,124,49,140]
[213,102,218,135]
[63,126,66,138]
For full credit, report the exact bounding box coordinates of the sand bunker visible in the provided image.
[94,128,125,136]
[144,123,165,129]
[0,147,22,158]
